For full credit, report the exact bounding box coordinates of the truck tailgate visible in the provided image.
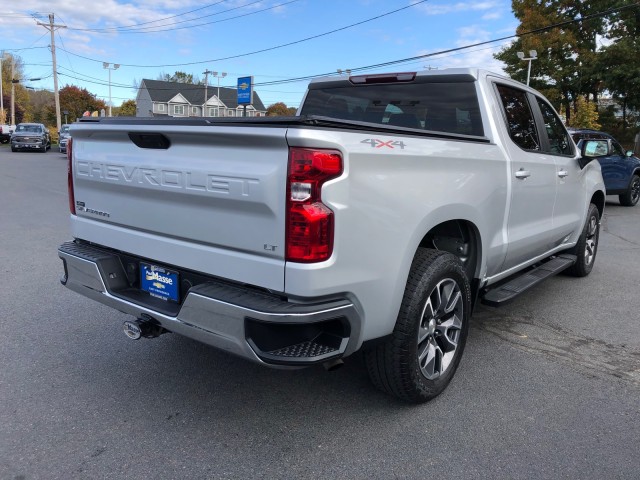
[69,123,289,291]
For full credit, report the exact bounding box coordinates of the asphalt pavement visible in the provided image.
[1,146,639,479]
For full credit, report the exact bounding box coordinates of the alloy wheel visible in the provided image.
[584,214,599,266]
[417,278,464,380]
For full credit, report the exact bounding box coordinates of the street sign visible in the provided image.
[237,76,253,105]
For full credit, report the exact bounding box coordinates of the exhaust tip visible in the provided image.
[123,320,142,340]
[323,358,344,372]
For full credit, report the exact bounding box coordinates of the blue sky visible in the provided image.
[1,0,518,109]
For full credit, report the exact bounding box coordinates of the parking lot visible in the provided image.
[1,147,639,479]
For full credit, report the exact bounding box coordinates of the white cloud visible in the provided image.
[482,12,502,20]
[412,1,501,15]
[415,40,512,74]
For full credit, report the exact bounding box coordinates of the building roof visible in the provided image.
[140,79,266,110]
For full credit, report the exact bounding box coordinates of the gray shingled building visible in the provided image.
[136,79,267,118]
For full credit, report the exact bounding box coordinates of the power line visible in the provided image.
[66,0,301,34]
[251,1,640,87]
[73,0,232,32]
[29,2,640,95]
[56,0,431,67]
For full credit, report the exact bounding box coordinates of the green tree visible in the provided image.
[266,102,297,116]
[568,96,600,130]
[599,1,640,137]
[117,99,137,116]
[495,0,609,122]
[157,71,201,84]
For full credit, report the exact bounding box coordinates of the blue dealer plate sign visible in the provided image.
[140,263,179,302]
[237,76,253,105]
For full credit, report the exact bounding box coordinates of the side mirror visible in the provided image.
[626,151,634,157]
[578,139,609,169]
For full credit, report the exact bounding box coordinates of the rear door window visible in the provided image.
[496,84,540,151]
[535,98,574,155]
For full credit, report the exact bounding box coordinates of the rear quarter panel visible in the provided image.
[284,127,509,343]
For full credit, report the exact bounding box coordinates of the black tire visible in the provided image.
[364,249,471,403]
[11,146,17,152]
[619,174,639,207]
[565,203,600,277]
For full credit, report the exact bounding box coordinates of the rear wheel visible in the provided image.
[364,249,471,403]
[619,174,639,207]
[11,146,17,152]
[565,203,600,277]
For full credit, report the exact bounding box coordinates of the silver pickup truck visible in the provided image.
[59,69,607,402]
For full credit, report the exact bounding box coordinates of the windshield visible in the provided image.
[61,125,70,133]
[16,125,43,133]
[300,81,484,136]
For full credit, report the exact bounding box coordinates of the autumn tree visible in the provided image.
[1,53,30,124]
[27,90,55,124]
[43,85,107,124]
[266,102,297,116]
[567,96,600,130]
[2,92,26,124]
[117,99,137,116]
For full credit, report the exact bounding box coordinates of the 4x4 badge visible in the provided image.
[361,139,406,149]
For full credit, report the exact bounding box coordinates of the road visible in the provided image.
[1,147,639,479]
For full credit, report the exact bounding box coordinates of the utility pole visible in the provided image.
[213,72,226,117]
[11,58,15,125]
[37,14,66,132]
[0,51,4,124]
[203,69,212,117]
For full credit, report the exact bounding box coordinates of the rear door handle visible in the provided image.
[558,170,569,178]
[515,169,531,179]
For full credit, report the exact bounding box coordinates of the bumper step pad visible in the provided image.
[481,254,577,307]
[267,337,340,358]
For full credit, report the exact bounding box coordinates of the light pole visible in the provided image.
[517,50,537,86]
[212,72,226,117]
[103,62,120,116]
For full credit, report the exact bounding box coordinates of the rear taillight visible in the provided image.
[67,137,75,215]
[286,147,343,263]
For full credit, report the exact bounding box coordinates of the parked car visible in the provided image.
[569,129,640,206]
[11,123,51,153]
[0,124,16,144]
[58,124,71,154]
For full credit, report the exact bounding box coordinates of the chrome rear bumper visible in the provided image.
[58,241,361,366]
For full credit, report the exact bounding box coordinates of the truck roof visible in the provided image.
[308,68,510,85]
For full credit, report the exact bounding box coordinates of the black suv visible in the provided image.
[11,123,51,153]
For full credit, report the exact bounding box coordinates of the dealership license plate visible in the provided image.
[140,263,179,302]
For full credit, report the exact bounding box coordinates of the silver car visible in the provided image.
[59,124,71,154]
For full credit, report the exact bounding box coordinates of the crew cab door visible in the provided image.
[532,97,584,243]
[495,83,557,271]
